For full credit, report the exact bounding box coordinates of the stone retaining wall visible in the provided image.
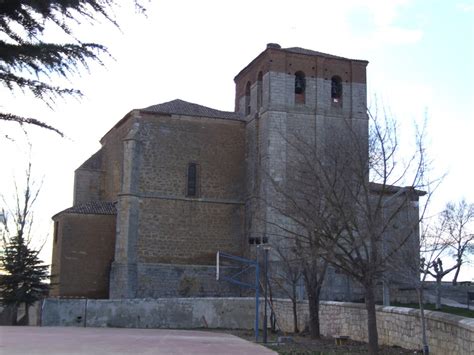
[41,297,258,329]
[273,299,474,355]
[42,297,474,355]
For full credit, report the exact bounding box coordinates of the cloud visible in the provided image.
[373,26,424,45]
[456,2,474,12]
[347,0,424,46]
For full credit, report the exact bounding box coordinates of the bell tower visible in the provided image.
[234,43,369,253]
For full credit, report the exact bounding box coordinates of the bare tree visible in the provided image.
[267,109,428,354]
[269,245,303,333]
[417,200,473,310]
[438,200,474,285]
[266,170,330,339]
[0,160,49,324]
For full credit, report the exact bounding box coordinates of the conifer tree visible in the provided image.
[0,1,146,135]
[0,160,49,324]
[0,234,50,322]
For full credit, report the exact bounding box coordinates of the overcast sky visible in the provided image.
[1,0,473,280]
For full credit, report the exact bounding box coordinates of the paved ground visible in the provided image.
[0,326,277,355]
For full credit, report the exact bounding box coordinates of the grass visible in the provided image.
[391,302,474,318]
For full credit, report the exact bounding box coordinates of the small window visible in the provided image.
[295,71,306,104]
[54,221,59,244]
[245,81,251,115]
[331,75,342,103]
[187,163,198,197]
[257,71,263,110]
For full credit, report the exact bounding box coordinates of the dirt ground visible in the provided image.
[216,329,419,354]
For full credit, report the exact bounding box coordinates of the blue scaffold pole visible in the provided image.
[255,252,260,343]
[216,251,260,343]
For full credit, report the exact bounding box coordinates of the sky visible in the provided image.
[1,0,473,280]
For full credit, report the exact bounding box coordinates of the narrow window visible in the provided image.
[245,81,251,115]
[54,221,59,243]
[257,71,263,110]
[331,75,343,103]
[187,163,198,197]
[295,71,306,104]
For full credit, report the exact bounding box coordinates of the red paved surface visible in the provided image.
[0,326,277,355]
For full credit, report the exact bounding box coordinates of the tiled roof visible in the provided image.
[57,201,117,216]
[283,47,349,60]
[141,99,244,121]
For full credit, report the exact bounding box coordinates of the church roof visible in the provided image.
[54,201,117,218]
[234,43,368,82]
[141,99,243,121]
[283,47,349,60]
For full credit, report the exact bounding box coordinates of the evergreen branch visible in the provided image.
[0,41,108,76]
[0,72,82,103]
[0,1,147,41]
[0,112,64,136]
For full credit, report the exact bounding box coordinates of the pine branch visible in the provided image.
[0,0,147,134]
[0,112,64,136]
[0,41,108,76]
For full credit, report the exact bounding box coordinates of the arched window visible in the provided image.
[331,75,343,103]
[295,71,305,104]
[245,81,251,115]
[257,71,263,110]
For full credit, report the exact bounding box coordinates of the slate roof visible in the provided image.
[55,201,117,217]
[141,99,243,121]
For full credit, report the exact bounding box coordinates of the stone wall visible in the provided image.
[135,263,243,298]
[424,282,474,304]
[50,213,116,298]
[41,297,474,354]
[137,114,245,201]
[41,297,259,329]
[110,113,246,298]
[126,114,246,267]
[100,111,138,202]
[273,299,474,355]
[136,199,243,265]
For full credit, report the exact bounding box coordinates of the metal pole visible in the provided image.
[263,248,268,343]
[255,250,260,343]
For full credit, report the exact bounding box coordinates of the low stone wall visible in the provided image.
[273,299,474,355]
[0,302,41,326]
[41,297,474,354]
[42,297,258,329]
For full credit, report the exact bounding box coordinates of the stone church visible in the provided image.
[50,44,422,300]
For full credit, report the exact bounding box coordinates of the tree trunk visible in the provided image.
[292,282,299,333]
[307,291,321,338]
[11,304,18,326]
[365,285,379,355]
[292,298,299,333]
[452,263,461,286]
[268,277,276,333]
[24,304,30,326]
[435,277,442,310]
